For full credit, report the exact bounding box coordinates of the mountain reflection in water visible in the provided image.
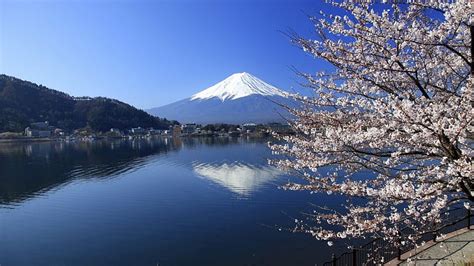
[0,137,346,265]
[193,162,281,196]
[0,137,278,205]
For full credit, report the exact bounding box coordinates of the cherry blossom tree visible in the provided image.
[269,0,473,259]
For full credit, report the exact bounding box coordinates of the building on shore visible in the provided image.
[24,121,53,138]
[131,127,145,135]
[242,123,257,133]
[147,128,162,136]
[25,127,51,137]
[181,123,198,135]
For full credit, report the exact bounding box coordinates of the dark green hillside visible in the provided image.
[0,75,176,132]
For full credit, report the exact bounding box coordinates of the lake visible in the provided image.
[0,137,347,265]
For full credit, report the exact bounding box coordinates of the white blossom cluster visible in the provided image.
[269,0,473,252]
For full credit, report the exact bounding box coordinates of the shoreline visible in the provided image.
[0,134,282,144]
[0,137,55,143]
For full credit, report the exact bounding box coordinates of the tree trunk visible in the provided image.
[471,25,473,75]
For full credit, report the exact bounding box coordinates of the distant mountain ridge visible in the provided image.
[148,72,295,124]
[0,74,176,132]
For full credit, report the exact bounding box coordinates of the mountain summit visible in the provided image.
[148,73,294,124]
[191,72,285,101]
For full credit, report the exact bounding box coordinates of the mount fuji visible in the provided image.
[148,72,295,124]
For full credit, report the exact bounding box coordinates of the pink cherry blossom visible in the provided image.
[269,0,473,261]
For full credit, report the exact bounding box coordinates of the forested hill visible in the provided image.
[0,75,177,132]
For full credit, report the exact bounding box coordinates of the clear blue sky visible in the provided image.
[0,0,334,109]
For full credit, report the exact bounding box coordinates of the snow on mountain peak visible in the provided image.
[190,72,285,101]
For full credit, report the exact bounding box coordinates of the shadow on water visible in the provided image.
[0,138,177,205]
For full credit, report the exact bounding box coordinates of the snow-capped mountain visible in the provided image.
[148,72,295,124]
[190,72,285,101]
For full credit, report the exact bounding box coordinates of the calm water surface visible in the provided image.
[0,137,347,266]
